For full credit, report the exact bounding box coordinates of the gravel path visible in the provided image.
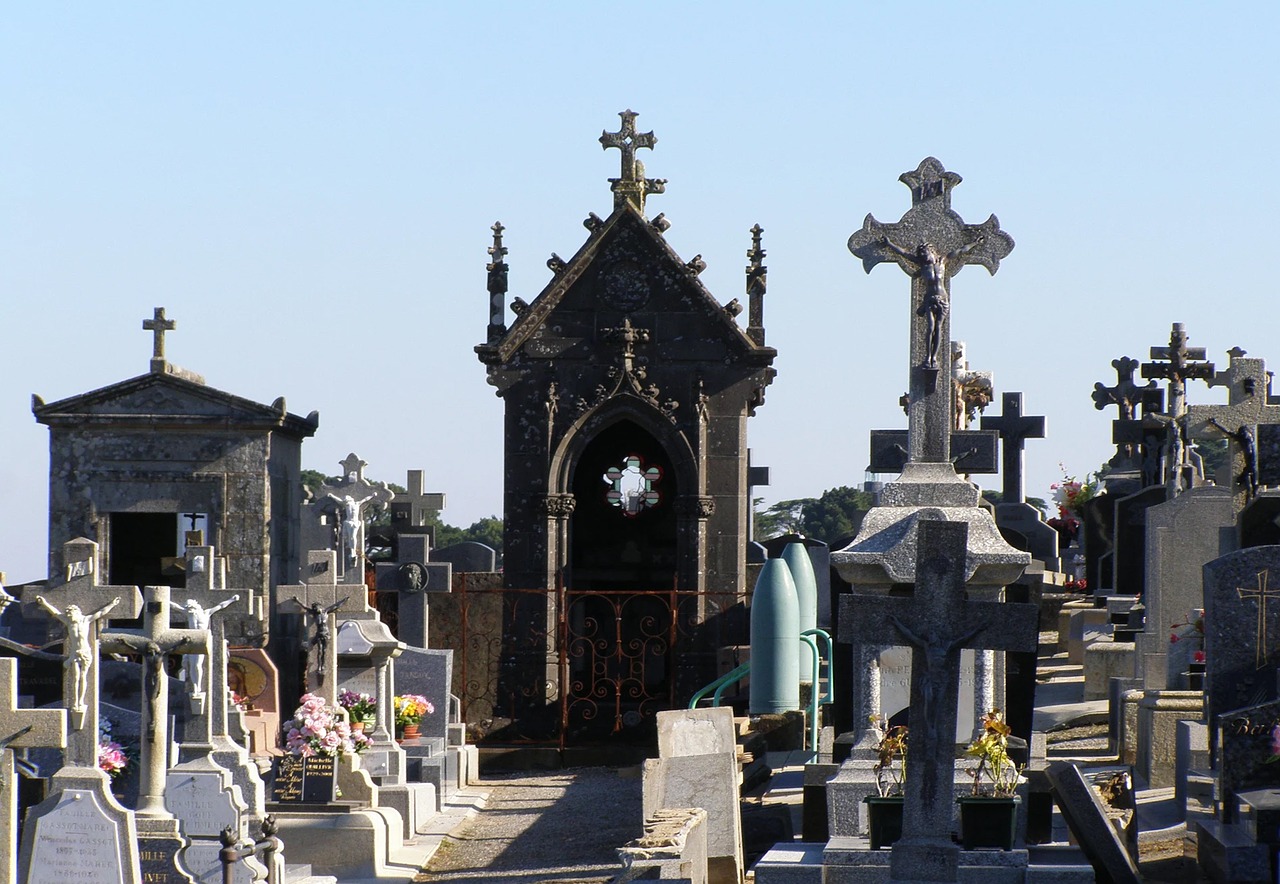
[415,767,643,884]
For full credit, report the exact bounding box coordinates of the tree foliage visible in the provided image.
[755,486,876,544]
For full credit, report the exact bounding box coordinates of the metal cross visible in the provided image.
[1237,570,1280,670]
[848,158,1014,465]
[980,392,1047,504]
[142,306,176,361]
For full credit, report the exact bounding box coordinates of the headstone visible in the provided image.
[1111,485,1168,595]
[389,469,446,531]
[269,755,338,804]
[1205,547,1280,754]
[1217,698,1280,824]
[1137,486,1235,689]
[431,541,497,574]
[656,707,737,758]
[1044,762,1141,884]
[983,392,1060,569]
[21,789,129,884]
[868,429,999,476]
[643,752,742,884]
[1241,493,1280,549]
[1093,356,1157,474]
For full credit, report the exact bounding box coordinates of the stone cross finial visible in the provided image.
[1188,351,1280,509]
[100,585,208,819]
[847,158,1014,465]
[600,110,665,213]
[746,224,767,346]
[1237,570,1280,671]
[487,221,509,340]
[142,306,175,364]
[980,392,1047,504]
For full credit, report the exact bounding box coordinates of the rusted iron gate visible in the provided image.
[439,574,733,747]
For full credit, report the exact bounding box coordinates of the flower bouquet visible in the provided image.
[338,690,378,731]
[1047,465,1102,544]
[283,693,370,758]
[393,694,434,740]
[97,717,130,780]
[964,709,1023,797]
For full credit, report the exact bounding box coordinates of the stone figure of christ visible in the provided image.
[880,237,984,370]
[175,595,240,697]
[888,613,982,744]
[35,595,120,714]
[1208,417,1260,499]
[304,600,346,680]
[325,489,378,568]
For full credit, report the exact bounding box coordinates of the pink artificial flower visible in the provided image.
[1194,650,1206,664]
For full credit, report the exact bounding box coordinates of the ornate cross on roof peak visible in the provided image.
[143,307,176,364]
[600,110,666,213]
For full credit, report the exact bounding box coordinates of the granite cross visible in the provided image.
[374,533,451,648]
[981,392,1047,504]
[175,544,261,745]
[0,657,65,884]
[837,521,1039,882]
[277,550,370,696]
[1188,351,1280,509]
[20,538,143,767]
[599,109,665,212]
[848,158,1014,465]
[99,584,208,819]
[142,306,176,361]
[319,453,393,578]
[1141,322,1215,492]
[390,469,446,531]
[1237,570,1280,671]
[1093,356,1157,470]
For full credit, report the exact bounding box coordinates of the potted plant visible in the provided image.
[958,709,1023,850]
[864,716,908,849]
[338,690,378,733]
[282,693,370,758]
[393,694,434,742]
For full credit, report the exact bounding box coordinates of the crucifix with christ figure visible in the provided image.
[848,158,1014,466]
[278,550,370,695]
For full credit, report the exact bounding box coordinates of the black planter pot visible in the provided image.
[864,795,905,850]
[956,795,1020,850]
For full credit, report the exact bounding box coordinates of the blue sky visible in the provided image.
[2,3,1274,581]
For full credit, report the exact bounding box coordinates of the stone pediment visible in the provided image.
[480,205,774,368]
[33,371,319,438]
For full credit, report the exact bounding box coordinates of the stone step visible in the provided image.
[283,864,338,884]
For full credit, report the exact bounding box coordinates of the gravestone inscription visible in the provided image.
[269,755,337,804]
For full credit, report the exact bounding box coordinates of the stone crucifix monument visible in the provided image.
[313,453,393,579]
[833,156,1029,684]
[277,549,370,696]
[837,521,1039,882]
[0,658,65,884]
[1141,322,1215,494]
[1188,349,1280,511]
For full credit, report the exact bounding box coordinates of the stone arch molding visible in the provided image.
[550,394,700,500]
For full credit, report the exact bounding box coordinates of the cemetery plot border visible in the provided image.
[431,574,735,748]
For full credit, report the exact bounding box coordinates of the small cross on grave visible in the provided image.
[981,392,1047,505]
[174,545,260,739]
[1093,356,1158,471]
[374,534,451,648]
[1188,351,1280,509]
[99,585,208,820]
[838,521,1039,882]
[599,109,666,213]
[277,550,370,695]
[142,306,176,367]
[1237,570,1280,671]
[0,657,65,884]
[848,158,1014,465]
[317,453,393,578]
[390,469,446,531]
[1141,322,1215,493]
[20,539,143,768]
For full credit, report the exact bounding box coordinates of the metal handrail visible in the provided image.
[220,816,281,884]
[688,660,751,709]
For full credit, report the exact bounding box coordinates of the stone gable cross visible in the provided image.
[599,109,665,213]
[848,158,1014,465]
[277,550,370,695]
[837,520,1039,882]
[0,657,66,877]
[142,306,176,364]
[981,392,1047,504]
[99,584,208,820]
[20,538,143,768]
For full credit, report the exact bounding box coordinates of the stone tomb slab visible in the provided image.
[643,752,743,884]
[164,768,238,837]
[1044,761,1140,884]
[23,788,127,884]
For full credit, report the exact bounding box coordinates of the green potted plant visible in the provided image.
[958,709,1023,850]
[864,716,908,849]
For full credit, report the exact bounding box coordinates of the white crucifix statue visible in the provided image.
[318,453,393,577]
[20,538,143,767]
